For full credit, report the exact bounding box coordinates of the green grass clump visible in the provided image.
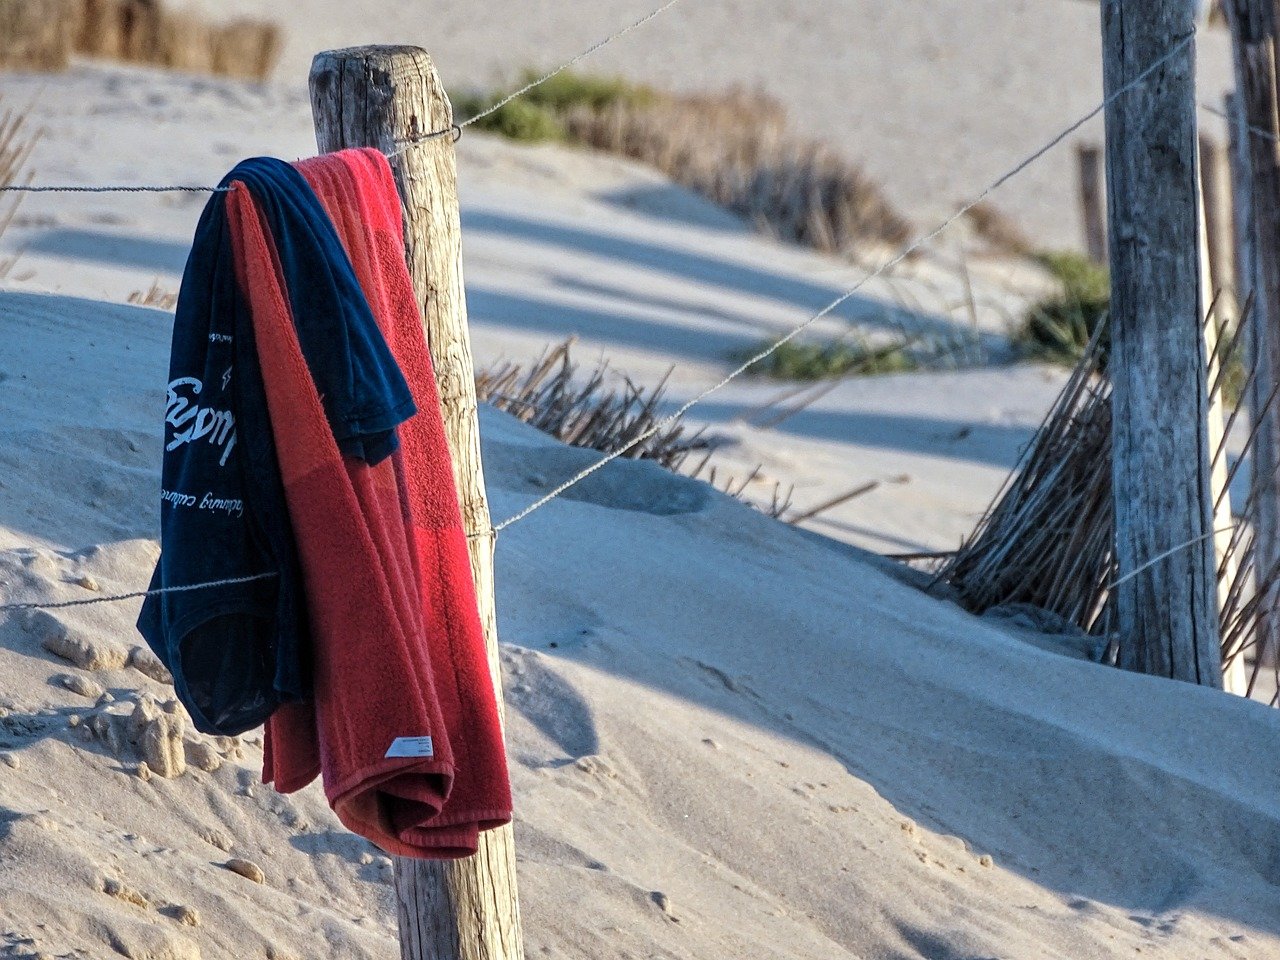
[1015,251,1111,366]
[453,92,564,143]
[453,70,654,143]
[1015,252,1249,406]
[738,337,918,381]
[519,70,655,112]
[1218,346,1248,408]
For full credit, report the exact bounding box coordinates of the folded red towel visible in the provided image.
[255,147,511,858]
[226,177,467,857]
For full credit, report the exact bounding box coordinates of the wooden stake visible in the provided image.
[310,46,524,960]
[1101,0,1224,685]
[1225,93,1256,315]
[1197,144,1247,695]
[1223,0,1280,671]
[1200,135,1239,323]
[1076,142,1108,265]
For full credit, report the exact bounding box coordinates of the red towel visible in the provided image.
[240,148,511,858]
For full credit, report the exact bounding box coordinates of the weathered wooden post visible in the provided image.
[1200,135,1238,321]
[1076,142,1109,265]
[1225,93,1256,315]
[1101,0,1224,685]
[1218,96,1259,691]
[1196,141,1246,695]
[309,46,524,960]
[1224,0,1280,672]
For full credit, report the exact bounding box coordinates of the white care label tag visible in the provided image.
[385,736,434,759]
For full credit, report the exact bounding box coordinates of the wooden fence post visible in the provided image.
[1200,135,1238,322]
[1224,0,1280,673]
[1196,139,1247,695]
[309,46,525,960]
[1226,93,1256,315]
[1077,143,1109,265]
[1101,0,1224,685]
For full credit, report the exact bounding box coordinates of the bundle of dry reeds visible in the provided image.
[938,306,1279,703]
[564,89,913,257]
[1217,499,1280,702]
[936,330,1114,633]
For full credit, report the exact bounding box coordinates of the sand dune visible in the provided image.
[0,287,1277,959]
[0,26,1276,959]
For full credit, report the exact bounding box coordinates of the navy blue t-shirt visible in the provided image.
[137,157,415,736]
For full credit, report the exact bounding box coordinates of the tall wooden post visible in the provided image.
[1101,0,1224,685]
[1200,135,1238,321]
[1224,0,1280,672]
[1194,138,1244,694]
[309,46,524,960]
[1196,142,1247,694]
[1225,93,1256,314]
[1076,143,1109,265]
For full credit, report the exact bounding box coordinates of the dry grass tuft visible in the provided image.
[1,0,280,81]
[476,340,798,519]
[475,339,708,472]
[127,281,176,309]
[207,17,281,82]
[962,201,1032,257]
[565,88,913,257]
[457,73,913,258]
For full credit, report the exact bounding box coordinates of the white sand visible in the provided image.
[0,49,1277,960]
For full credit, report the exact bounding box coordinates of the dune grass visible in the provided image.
[456,71,913,257]
[475,340,797,518]
[1013,251,1111,366]
[475,339,707,471]
[1014,249,1246,404]
[455,71,654,144]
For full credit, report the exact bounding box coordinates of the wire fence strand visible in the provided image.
[0,529,493,612]
[0,184,231,194]
[0,572,277,613]
[1199,100,1279,142]
[491,31,1196,532]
